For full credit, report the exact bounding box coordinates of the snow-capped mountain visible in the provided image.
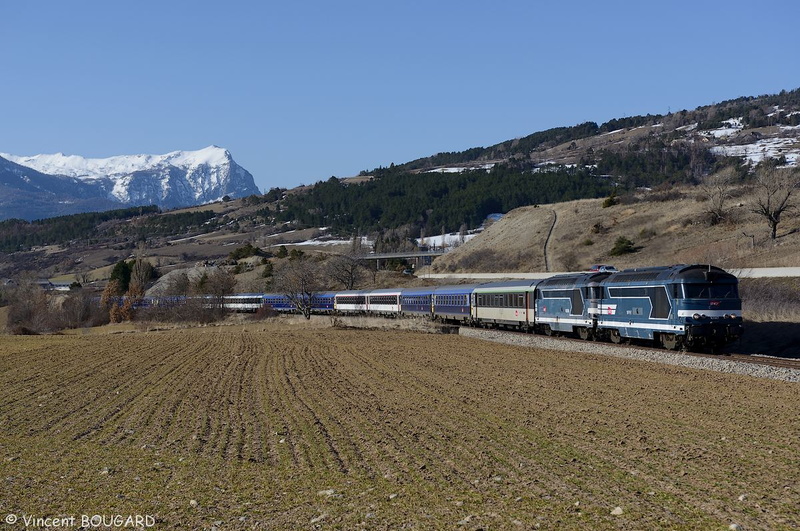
[0,146,260,220]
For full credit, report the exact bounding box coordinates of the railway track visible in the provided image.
[457,325,800,372]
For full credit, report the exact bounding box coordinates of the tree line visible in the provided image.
[0,207,217,252]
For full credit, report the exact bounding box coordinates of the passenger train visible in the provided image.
[140,264,743,351]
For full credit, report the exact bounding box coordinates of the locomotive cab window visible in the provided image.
[683,284,739,299]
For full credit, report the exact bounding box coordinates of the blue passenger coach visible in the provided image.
[400,287,435,317]
[310,292,336,313]
[262,294,295,312]
[432,284,479,323]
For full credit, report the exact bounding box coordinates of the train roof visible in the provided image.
[537,272,611,288]
[368,288,403,295]
[433,284,482,295]
[603,264,736,285]
[312,291,337,298]
[334,290,370,296]
[473,279,540,292]
[400,287,436,296]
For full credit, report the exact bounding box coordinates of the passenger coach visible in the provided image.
[400,287,434,317]
[432,284,478,323]
[472,280,539,330]
[366,289,402,315]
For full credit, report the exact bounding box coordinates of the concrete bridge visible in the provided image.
[356,250,447,270]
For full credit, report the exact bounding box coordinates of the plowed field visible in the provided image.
[1,324,798,529]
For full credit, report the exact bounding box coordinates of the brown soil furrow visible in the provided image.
[281,344,349,473]
[293,333,502,489]
[289,343,388,476]
[270,344,315,468]
[4,339,168,437]
[249,333,278,465]
[338,332,525,485]
[289,339,446,482]
[228,332,263,461]
[78,332,210,442]
[190,332,246,457]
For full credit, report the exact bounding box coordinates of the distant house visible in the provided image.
[34,280,72,291]
[36,279,55,290]
[479,213,505,230]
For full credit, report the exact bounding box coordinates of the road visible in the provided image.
[421,267,800,280]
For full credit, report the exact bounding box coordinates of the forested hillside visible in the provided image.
[269,144,738,235]
[270,166,613,235]
[0,207,217,252]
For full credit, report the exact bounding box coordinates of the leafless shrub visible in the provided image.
[6,280,55,333]
[646,189,685,203]
[590,223,607,234]
[561,252,580,272]
[251,305,279,321]
[699,167,737,225]
[454,248,502,271]
[135,298,220,324]
[750,165,800,239]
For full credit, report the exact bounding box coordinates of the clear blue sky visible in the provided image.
[2,1,798,192]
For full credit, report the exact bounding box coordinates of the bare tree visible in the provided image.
[129,258,154,297]
[326,250,367,290]
[750,165,800,239]
[700,166,737,225]
[60,289,94,329]
[205,268,237,316]
[77,271,91,286]
[164,271,191,296]
[5,277,50,333]
[273,256,323,319]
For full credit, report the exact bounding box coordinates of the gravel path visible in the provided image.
[459,327,800,383]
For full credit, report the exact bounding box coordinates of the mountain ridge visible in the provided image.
[0,146,260,220]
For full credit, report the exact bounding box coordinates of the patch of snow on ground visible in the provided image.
[417,232,477,249]
[710,137,800,165]
[702,117,744,138]
[425,164,494,173]
[277,235,374,248]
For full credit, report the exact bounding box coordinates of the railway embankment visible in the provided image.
[459,327,800,383]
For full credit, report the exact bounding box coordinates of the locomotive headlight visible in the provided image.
[693,313,701,320]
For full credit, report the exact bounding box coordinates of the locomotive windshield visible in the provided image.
[682,283,739,299]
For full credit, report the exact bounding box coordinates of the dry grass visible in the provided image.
[432,185,800,273]
[1,325,798,529]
